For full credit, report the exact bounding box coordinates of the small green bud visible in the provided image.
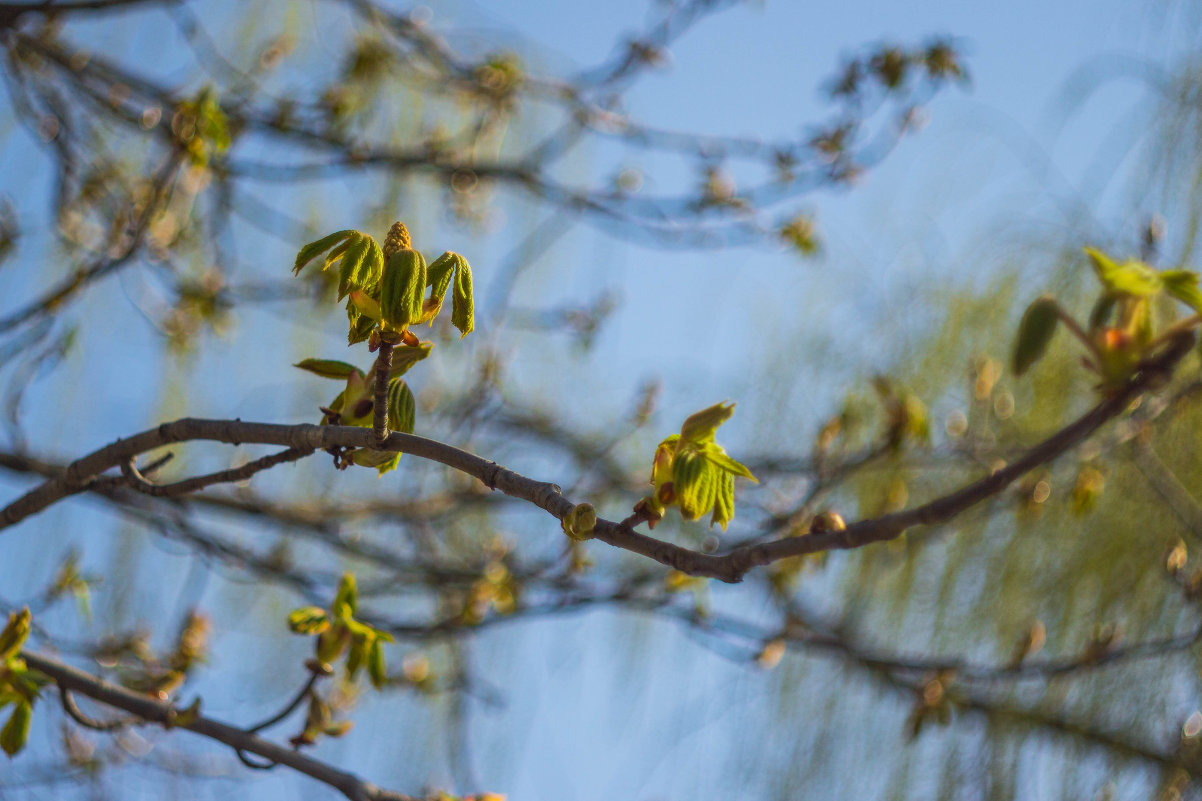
[561,503,597,541]
[1013,295,1060,377]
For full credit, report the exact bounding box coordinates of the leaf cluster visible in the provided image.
[287,573,395,693]
[295,352,424,475]
[634,402,757,530]
[1013,246,1202,389]
[0,608,45,758]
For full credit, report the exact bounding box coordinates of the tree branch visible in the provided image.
[1,333,1193,584]
[23,650,419,801]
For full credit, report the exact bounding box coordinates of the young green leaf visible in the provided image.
[711,472,736,530]
[672,449,711,520]
[349,449,401,474]
[333,573,358,618]
[1084,247,1161,296]
[451,256,474,337]
[387,378,416,434]
[336,236,371,300]
[0,608,30,662]
[348,290,383,322]
[294,359,361,380]
[288,607,332,635]
[0,701,30,757]
[389,341,433,378]
[294,230,356,275]
[1013,295,1061,376]
[424,251,458,318]
[368,638,387,689]
[1161,269,1202,314]
[700,442,758,482]
[680,402,736,444]
[380,249,427,328]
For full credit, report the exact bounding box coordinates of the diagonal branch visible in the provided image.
[0,333,1193,585]
[22,650,418,801]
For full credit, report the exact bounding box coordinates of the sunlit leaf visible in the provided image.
[294,359,360,380]
[288,607,331,635]
[450,254,474,338]
[294,230,356,275]
[679,402,735,443]
[387,378,416,434]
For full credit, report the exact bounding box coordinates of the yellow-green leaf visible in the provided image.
[711,472,736,530]
[0,702,30,757]
[700,442,758,482]
[1162,269,1202,314]
[451,255,474,338]
[333,573,357,617]
[679,402,735,444]
[1085,247,1161,296]
[294,230,356,275]
[0,608,30,662]
[348,290,382,322]
[368,638,387,689]
[288,607,331,636]
[294,359,361,380]
[389,341,433,378]
[380,249,427,327]
[387,378,416,434]
[673,449,713,520]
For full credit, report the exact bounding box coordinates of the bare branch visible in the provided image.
[23,650,419,801]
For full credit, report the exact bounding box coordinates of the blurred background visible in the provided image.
[3,0,1202,798]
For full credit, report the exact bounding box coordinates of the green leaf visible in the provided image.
[451,255,474,338]
[0,608,30,662]
[1162,269,1202,314]
[679,402,736,443]
[294,230,356,275]
[1012,295,1060,377]
[333,573,358,617]
[700,442,758,482]
[1084,247,1161,296]
[294,359,361,380]
[389,341,433,378]
[380,249,427,328]
[387,378,416,434]
[345,636,367,680]
[348,290,382,322]
[711,472,736,530]
[349,449,401,474]
[288,607,331,635]
[347,309,377,346]
[672,449,713,520]
[368,638,387,689]
[0,702,30,757]
[336,236,371,300]
[425,251,458,312]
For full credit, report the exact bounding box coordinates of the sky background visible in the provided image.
[1,0,1197,799]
